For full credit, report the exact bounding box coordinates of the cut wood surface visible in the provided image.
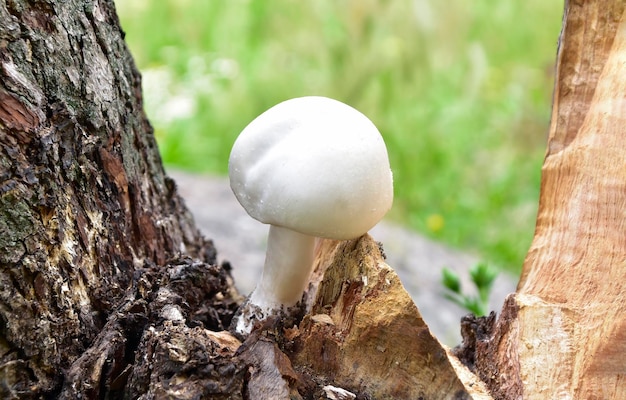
[290,236,492,399]
[470,1,626,398]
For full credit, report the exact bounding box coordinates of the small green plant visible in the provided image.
[441,262,498,316]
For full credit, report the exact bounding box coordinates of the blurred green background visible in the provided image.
[115,0,563,275]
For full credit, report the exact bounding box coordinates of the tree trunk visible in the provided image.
[0,1,241,398]
[467,1,626,398]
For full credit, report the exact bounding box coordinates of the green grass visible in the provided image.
[115,0,563,274]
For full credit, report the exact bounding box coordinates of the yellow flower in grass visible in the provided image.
[426,213,444,233]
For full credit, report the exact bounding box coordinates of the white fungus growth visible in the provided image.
[228,96,393,335]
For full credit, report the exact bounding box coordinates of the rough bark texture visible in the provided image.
[0,1,242,398]
[468,1,626,398]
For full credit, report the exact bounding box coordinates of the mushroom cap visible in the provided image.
[228,96,393,240]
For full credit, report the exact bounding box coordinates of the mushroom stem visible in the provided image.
[249,225,316,309]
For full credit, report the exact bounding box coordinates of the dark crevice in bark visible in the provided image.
[453,312,497,373]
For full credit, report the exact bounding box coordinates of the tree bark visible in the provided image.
[0,1,241,398]
[467,1,626,398]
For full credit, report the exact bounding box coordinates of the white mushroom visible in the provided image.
[228,96,393,335]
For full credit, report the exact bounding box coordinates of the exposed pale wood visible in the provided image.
[291,236,493,400]
[474,1,626,398]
